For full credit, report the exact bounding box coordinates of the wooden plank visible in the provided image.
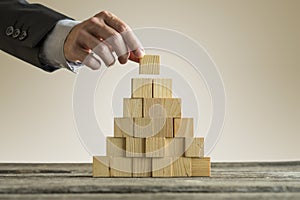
[152,157,173,177]
[174,118,194,137]
[1,162,300,195]
[106,137,126,157]
[172,157,192,177]
[0,161,300,196]
[143,98,181,118]
[3,193,300,200]
[132,158,152,177]
[131,78,152,98]
[134,118,173,138]
[114,118,134,137]
[185,137,204,157]
[139,55,160,75]
[92,156,110,177]
[153,78,172,98]
[123,98,143,118]
[191,157,211,177]
[145,137,165,157]
[126,137,145,157]
[110,157,132,177]
[165,138,185,157]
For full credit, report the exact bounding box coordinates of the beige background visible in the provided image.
[0,0,299,162]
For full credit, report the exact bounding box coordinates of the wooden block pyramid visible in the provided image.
[93,55,211,177]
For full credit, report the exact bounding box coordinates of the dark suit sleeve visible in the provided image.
[0,0,72,72]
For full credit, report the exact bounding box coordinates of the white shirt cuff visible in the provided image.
[40,19,83,73]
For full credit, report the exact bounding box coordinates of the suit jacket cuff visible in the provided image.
[40,19,83,73]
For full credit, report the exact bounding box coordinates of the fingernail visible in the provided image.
[107,59,116,67]
[83,54,102,70]
[135,48,145,58]
[90,58,102,70]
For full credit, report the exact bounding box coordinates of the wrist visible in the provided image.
[40,19,82,71]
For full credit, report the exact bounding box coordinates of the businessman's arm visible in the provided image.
[0,0,71,72]
[63,11,144,70]
[0,1,144,72]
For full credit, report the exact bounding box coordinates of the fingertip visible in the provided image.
[106,60,116,67]
[118,53,130,65]
[133,48,145,58]
[128,51,140,63]
[102,55,116,67]
[118,57,128,65]
[83,53,102,70]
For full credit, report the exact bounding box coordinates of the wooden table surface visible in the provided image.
[0,162,299,199]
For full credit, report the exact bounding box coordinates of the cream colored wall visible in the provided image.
[0,0,299,162]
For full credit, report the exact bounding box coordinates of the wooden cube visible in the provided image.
[139,55,160,75]
[133,118,153,138]
[153,78,172,98]
[191,157,211,177]
[143,98,181,118]
[172,157,192,177]
[134,118,173,138]
[123,98,143,118]
[126,137,145,157]
[106,137,126,157]
[110,157,132,177]
[174,118,194,137]
[114,118,134,137]
[185,137,204,157]
[165,138,185,157]
[93,156,110,177]
[132,158,152,177]
[153,118,173,138]
[131,78,152,98]
[152,157,173,177]
[145,137,165,157]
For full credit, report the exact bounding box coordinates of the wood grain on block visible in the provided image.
[132,158,152,177]
[123,98,143,118]
[134,118,173,138]
[185,137,204,157]
[110,157,132,177]
[126,137,145,157]
[106,137,126,157]
[134,118,152,138]
[114,118,134,137]
[93,156,110,177]
[143,98,181,118]
[165,138,185,157]
[191,157,211,177]
[174,118,194,137]
[139,55,160,75]
[131,78,152,98]
[172,157,192,177]
[152,157,173,177]
[145,137,165,157]
[154,118,173,138]
[153,78,172,98]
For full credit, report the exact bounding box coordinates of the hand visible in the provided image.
[63,11,144,70]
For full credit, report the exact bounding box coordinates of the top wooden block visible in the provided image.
[139,55,160,75]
